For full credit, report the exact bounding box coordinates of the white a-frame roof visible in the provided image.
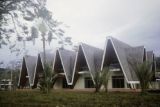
[101,37,145,83]
[32,52,54,88]
[146,51,154,63]
[53,49,76,85]
[39,52,55,68]
[146,51,155,72]
[18,55,37,87]
[71,43,103,84]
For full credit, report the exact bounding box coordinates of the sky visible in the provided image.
[0,0,160,68]
[47,0,160,54]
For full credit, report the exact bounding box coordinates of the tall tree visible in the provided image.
[0,0,72,54]
[38,64,56,94]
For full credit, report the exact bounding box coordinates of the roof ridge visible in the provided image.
[80,42,103,51]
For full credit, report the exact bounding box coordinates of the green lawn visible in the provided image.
[0,90,160,107]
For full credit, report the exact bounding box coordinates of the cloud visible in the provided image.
[47,0,160,55]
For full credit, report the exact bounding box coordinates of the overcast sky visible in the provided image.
[47,0,160,55]
[0,0,160,68]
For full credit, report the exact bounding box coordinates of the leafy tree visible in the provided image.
[0,0,72,54]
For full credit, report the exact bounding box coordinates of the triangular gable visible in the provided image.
[18,55,37,87]
[18,57,28,88]
[32,54,44,88]
[101,38,119,69]
[53,50,70,84]
[71,45,90,84]
[71,43,103,84]
[102,37,131,82]
[32,52,54,88]
[24,55,37,86]
[101,37,145,83]
[111,37,133,82]
[53,50,64,74]
[58,49,76,84]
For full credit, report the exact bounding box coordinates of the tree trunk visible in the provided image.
[95,85,100,93]
[42,33,46,64]
[105,86,108,93]
[95,87,99,93]
[104,81,108,93]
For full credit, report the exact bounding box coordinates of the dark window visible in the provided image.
[62,78,71,88]
[112,76,124,88]
[85,77,94,88]
[127,83,131,88]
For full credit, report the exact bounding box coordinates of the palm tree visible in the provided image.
[38,64,58,94]
[94,71,103,92]
[101,67,110,92]
[131,61,153,94]
[38,20,48,64]
[94,67,110,93]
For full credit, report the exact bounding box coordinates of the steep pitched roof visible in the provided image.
[18,55,37,87]
[39,52,55,68]
[146,51,155,72]
[146,51,154,62]
[71,43,103,84]
[32,52,54,88]
[102,37,145,83]
[18,57,27,87]
[53,49,76,84]
[80,43,103,73]
[125,46,145,81]
[59,49,76,84]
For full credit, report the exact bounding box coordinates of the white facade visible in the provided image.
[53,78,63,89]
[74,73,91,89]
[107,71,128,89]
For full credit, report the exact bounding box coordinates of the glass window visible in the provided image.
[112,76,124,88]
[85,77,94,88]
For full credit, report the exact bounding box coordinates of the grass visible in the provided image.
[0,90,160,107]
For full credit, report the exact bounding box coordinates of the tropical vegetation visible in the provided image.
[130,61,153,94]
[94,67,110,92]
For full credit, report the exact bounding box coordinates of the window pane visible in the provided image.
[85,77,94,88]
[112,76,124,88]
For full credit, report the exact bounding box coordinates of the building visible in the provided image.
[18,55,37,88]
[18,36,157,90]
[71,43,103,89]
[53,49,76,89]
[101,37,155,89]
[32,52,54,88]
[0,79,12,90]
